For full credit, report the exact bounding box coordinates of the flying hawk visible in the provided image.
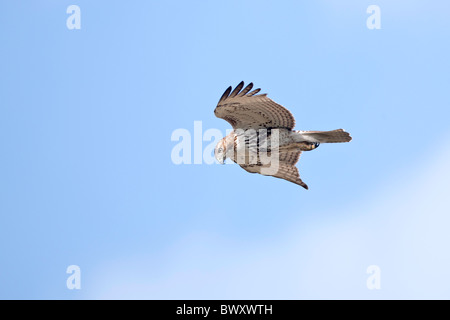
[214,81,352,189]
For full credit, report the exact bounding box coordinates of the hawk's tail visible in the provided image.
[298,129,352,143]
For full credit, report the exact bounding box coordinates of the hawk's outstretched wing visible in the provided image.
[214,81,296,130]
[240,149,308,189]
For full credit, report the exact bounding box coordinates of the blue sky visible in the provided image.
[1,0,449,299]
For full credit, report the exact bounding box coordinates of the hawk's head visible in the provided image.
[214,138,227,165]
[215,134,235,164]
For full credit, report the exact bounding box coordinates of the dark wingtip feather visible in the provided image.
[247,88,261,97]
[218,86,232,103]
[229,81,245,98]
[238,82,254,97]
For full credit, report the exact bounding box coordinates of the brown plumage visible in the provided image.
[214,82,352,189]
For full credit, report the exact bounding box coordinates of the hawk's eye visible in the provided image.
[218,148,223,153]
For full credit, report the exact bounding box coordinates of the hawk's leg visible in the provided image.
[297,142,320,151]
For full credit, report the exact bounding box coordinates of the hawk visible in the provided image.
[214,81,352,189]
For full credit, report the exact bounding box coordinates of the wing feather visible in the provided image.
[229,81,244,98]
[247,88,261,97]
[239,149,307,189]
[218,86,232,103]
[214,82,296,130]
[238,82,254,97]
[271,164,308,189]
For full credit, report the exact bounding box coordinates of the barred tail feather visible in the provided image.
[298,129,352,143]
